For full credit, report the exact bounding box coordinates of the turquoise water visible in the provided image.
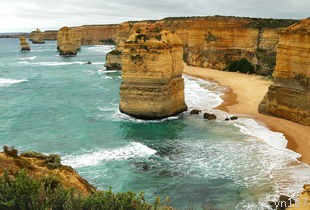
[0,39,309,209]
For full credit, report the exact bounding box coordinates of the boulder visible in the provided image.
[203,113,217,120]
[190,109,202,114]
[230,116,238,120]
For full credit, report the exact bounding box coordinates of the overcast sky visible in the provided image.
[1,0,309,32]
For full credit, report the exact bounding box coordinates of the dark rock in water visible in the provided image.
[203,113,217,120]
[230,116,238,120]
[190,109,201,114]
[269,195,295,210]
[224,117,230,121]
[86,61,92,64]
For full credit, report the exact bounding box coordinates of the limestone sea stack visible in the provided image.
[259,18,310,125]
[57,26,81,56]
[119,25,187,119]
[104,43,123,70]
[19,36,30,51]
[30,28,45,44]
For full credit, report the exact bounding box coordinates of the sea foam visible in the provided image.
[62,142,157,168]
[0,78,27,87]
[184,75,310,202]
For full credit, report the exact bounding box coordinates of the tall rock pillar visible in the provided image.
[119,26,187,119]
[57,27,81,56]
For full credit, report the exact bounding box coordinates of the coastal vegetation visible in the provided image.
[0,146,169,210]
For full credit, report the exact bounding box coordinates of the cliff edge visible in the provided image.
[259,18,310,125]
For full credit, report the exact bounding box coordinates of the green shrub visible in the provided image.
[20,151,47,159]
[228,58,254,74]
[109,49,122,56]
[3,146,18,158]
[43,154,62,169]
[0,170,167,210]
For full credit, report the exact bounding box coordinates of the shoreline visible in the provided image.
[184,65,310,165]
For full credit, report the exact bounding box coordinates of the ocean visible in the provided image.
[0,38,309,209]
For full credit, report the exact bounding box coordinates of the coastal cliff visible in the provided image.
[119,26,187,119]
[111,16,297,75]
[57,26,81,56]
[0,149,95,195]
[259,18,310,126]
[29,28,45,44]
[43,30,58,40]
[19,36,30,51]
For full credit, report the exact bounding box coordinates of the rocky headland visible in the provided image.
[57,26,81,56]
[259,18,310,126]
[119,25,187,119]
[19,36,30,51]
[107,16,297,75]
[29,28,45,44]
[0,147,95,195]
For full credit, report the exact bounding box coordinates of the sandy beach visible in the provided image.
[184,65,310,165]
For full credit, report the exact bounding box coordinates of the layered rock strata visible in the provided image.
[259,18,310,125]
[110,16,297,75]
[119,26,187,119]
[29,28,45,44]
[57,26,81,56]
[19,36,30,51]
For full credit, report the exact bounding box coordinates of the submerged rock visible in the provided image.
[203,113,217,120]
[224,117,230,121]
[119,25,187,119]
[30,28,45,44]
[190,109,202,114]
[57,26,81,56]
[19,36,30,51]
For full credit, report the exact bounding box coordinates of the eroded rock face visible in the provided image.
[30,28,45,44]
[113,17,297,75]
[19,36,30,51]
[105,43,124,70]
[119,26,187,119]
[57,26,81,56]
[259,18,310,125]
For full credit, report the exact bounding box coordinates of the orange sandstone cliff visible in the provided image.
[119,26,187,119]
[57,26,81,56]
[29,28,45,44]
[259,18,310,125]
[108,16,297,75]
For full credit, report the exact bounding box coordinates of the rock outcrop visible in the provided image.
[0,151,95,195]
[288,185,310,210]
[43,30,58,40]
[19,36,30,51]
[259,18,310,125]
[119,26,187,119]
[57,26,81,56]
[111,16,297,75]
[29,28,45,44]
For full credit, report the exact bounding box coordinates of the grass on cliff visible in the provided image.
[0,146,169,210]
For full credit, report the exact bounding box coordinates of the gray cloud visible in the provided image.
[0,0,309,32]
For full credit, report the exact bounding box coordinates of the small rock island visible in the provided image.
[119,25,187,119]
[30,28,45,44]
[57,26,81,56]
[19,36,30,51]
